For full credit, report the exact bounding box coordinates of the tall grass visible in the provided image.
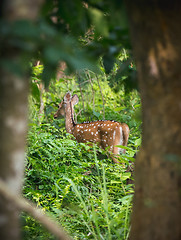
[24,70,141,239]
[23,120,134,239]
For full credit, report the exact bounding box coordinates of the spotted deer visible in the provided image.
[54,92,129,163]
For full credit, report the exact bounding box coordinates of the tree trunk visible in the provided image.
[0,0,43,239]
[0,67,29,240]
[125,1,181,239]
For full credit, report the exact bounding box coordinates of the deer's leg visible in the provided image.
[122,123,129,153]
[111,136,122,163]
[111,126,126,164]
[109,128,121,163]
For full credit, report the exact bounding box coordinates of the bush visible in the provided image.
[24,67,141,239]
[23,121,135,239]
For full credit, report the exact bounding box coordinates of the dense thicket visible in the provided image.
[24,66,141,239]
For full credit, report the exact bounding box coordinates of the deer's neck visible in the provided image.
[65,102,75,134]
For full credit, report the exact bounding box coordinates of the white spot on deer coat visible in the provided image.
[118,126,124,154]
[113,130,116,141]
[119,126,123,145]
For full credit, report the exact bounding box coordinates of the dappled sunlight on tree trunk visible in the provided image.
[0,69,29,240]
[125,1,181,239]
[0,0,43,239]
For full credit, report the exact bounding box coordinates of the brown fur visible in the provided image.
[54,92,129,163]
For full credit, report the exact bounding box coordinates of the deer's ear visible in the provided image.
[64,92,71,103]
[71,94,79,106]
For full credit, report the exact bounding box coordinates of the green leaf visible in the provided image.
[115,145,133,151]
[31,82,40,103]
[93,110,100,118]
[135,138,141,147]
[110,180,121,184]
[88,8,109,37]
[41,65,56,88]
[0,59,25,77]
[44,46,62,65]
[120,172,131,181]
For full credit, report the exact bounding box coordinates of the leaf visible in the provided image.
[120,194,133,205]
[41,65,56,88]
[102,54,116,74]
[134,104,141,108]
[11,20,39,39]
[31,82,40,103]
[93,110,100,118]
[115,145,133,151]
[135,138,141,147]
[120,172,131,181]
[110,180,121,184]
[88,8,109,37]
[0,59,25,77]
[44,46,62,65]
[114,106,126,111]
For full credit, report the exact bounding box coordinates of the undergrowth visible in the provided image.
[23,69,141,239]
[23,121,136,239]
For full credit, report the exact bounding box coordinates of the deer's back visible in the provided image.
[73,120,127,146]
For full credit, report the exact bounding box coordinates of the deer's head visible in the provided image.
[54,92,79,119]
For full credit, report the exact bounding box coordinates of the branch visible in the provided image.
[0,180,72,240]
[96,75,105,120]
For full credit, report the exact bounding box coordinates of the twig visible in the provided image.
[86,71,95,110]
[74,109,83,123]
[0,180,72,240]
[96,75,105,119]
[77,75,86,115]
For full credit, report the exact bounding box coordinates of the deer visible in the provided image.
[54,92,129,163]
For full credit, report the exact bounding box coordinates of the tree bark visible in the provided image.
[0,0,43,239]
[0,68,29,240]
[125,1,181,239]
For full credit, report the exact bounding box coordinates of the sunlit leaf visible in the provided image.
[31,82,40,103]
[88,7,109,37]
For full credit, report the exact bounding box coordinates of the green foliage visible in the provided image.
[1,1,141,239]
[24,66,141,239]
[21,3,141,235]
[1,18,98,87]
[0,0,136,89]
[23,121,135,239]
